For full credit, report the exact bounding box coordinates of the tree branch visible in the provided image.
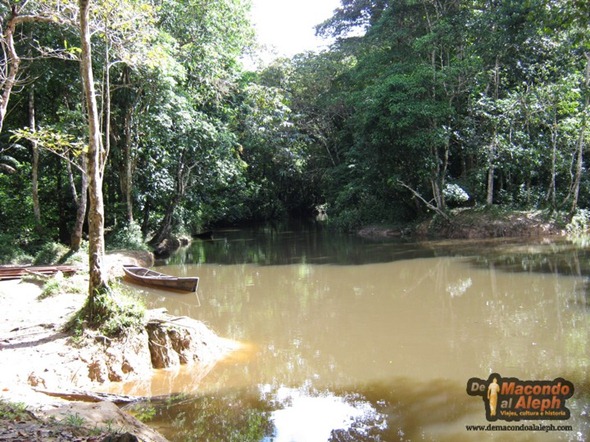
[397,180,450,221]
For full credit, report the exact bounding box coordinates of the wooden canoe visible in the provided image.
[122,265,199,293]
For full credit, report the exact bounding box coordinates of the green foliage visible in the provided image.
[283,0,590,222]
[94,290,145,337]
[0,165,39,243]
[167,392,273,442]
[0,400,28,420]
[1,0,590,252]
[566,209,590,237]
[106,222,148,251]
[38,278,63,299]
[0,233,34,264]
[125,403,156,422]
[33,242,71,265]
[64,413,86,427]
[11,127,86,157]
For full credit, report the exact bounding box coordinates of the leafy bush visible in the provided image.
[107,221,148,251]
[566,209,590,237]
[443,183,470,204]
[328,182,410,231]
[0,237,33,265]
[33,242,71,265]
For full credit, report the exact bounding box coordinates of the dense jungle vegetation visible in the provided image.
[1,0,589,259]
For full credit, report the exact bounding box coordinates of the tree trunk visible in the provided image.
[569,53,590,217]
[79,0,109,316]
[29,88,41,225]
[570,53,590,216]
[141,198,151,238]
[150,195,180,246]
[65,151,78,204]
[486,145,495,206]
[70,155,88,251]
[546,110,558,209]
[123,107,134,223]
[486,57,501,207]
[0,11,21,135]
[1,9,65,135]
[570,126,585,216]
[398,180,450,221]
[150,153,192,245]
[102,29,112,169]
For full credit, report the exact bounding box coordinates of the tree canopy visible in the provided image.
[1,0,590,263]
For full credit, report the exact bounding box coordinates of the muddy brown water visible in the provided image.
[114,226,590,441]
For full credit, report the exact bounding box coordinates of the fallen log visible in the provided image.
[33,388,141,405]
[34,388,191,406]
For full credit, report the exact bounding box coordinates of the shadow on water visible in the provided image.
[135,375,588,442]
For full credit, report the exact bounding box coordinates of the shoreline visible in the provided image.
[0,278,238,441]
[358,208,567,240]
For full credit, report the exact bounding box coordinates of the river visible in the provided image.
[116,224,589,441]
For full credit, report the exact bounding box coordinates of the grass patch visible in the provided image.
[0,400,126,439]
[64,412,86,427]
[36,275,86,300]
[0,400,28,420]
[65,284,146,338]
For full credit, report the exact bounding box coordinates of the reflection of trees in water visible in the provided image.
[469,264,590,391]
[165,224,441,266]
[329,378,477,441]
[467,241,590,278]
[149,389,273,442]
[142,374,589,441]
[140,230,590,440]
[148,380,472,442]
[166,225,590,282]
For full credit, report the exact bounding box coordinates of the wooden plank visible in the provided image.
[0,265,80,281]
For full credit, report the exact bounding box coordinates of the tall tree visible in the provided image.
[79,0,109,318]
[144,0,253,240]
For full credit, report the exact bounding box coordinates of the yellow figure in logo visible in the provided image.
[487,377,500,416]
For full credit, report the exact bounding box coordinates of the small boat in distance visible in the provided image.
[122,264,199,293]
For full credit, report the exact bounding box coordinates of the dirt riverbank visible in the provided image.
[0,275,239,441]
[359,208,567,239]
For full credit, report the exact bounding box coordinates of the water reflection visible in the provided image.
[166,223,590,276]
[119,227,590,441]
